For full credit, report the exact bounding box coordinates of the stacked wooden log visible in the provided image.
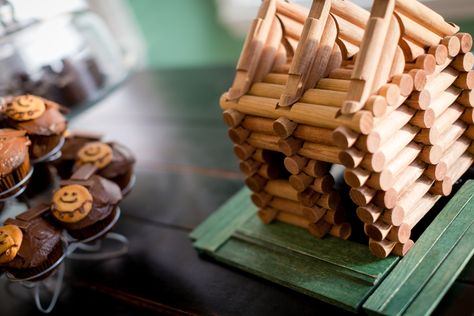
[220,0,473,258]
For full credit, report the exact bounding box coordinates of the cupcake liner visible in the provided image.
[29,134,62,160]
[0,155,31,192]
[67,207,118,241]
[7,242,64,281]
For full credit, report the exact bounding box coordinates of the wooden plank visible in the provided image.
[364,180,474,315]
[191,187,256,251]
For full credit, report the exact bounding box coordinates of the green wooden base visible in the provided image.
[191,180,474,314]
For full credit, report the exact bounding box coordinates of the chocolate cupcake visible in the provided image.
[74,141,135,191]
[0,205,64,280]
[0,129,31,196]
[54,130,103,179]
[51,168,122,241]
[2,95,67,160]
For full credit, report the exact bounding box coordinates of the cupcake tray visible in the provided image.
[191,179,474,314]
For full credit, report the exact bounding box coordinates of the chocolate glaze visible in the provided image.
[60,175,122,231]
[61,132,102,160]
[98,142,135,178]
[0,129,30,176]
[7,102,67,136]
[2,217,61,270]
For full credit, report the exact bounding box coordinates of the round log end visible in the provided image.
[422,108,436,128]
[435,161,448,181]
[350,188,371,207]
[419,54,436,75]
[392,239,415,256]
[389,206,405,227]
[409,69,427,91]
[344,169,366,188]
[367,95,387,117]
[457,33,473,53]
[366,224,385,241]
[395,223,411,244]
[430,44,448,65]
[382,84,400,106]
[223,109,244,127]
[443,35,461,58]
[429,144,443,164]
[397,74,414,97]
[273,117,296,138]
[356,206,380,224]
[371,152,386,173]
[357,111,374,135]
[369,240,394,258]
[251,193,270,208]
[331,223,352,240]
[332,127,356,149]
[289,173,312,192]
[379,171,395,191]
[417,90,432,110]
[339,150,358,168]
[366,132,381,153]
[284,156,304,175]
[383,189,398,209]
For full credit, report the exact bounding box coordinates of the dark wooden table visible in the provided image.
[1,68,473,315]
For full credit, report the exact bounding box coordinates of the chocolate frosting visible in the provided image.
[0,129,30,176]
[61,135,101,160]
[8,102,67,136]
[2,217,61,269]
[98,142,135,178]
[61,175,122,230]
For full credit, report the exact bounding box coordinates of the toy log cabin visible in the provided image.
[220,0,474,258]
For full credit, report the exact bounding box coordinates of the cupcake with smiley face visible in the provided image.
[73,141,135,192]
[51,173,122,240]
[2,95,67,160]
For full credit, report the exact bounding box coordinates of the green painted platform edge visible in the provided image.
[363,180,474,316]
[191,187,399,312]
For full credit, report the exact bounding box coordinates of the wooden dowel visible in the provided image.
[366,171,395,191]
[324,209,344,225]
[390,47,405,79]
[414,127,439,145]
[245,174,267,192]
[344,168,370,188]
[425,67,459,99]
[405,89,431,110]
[428,87,462,118]
[419,144,443,164]
[399,38,425,62]
[323,43,343,78]
[382,207,405,227]
[436,120,468,152]
[339,146,365,168]
[240,115,272,137]
[299,89,348,107]
[269,197,304,215]
[328,68,352,80]
[234,143,256,160]
[272,62,291,74]
[392,239,415,257]
[329,223,352,240]
[253,149,275,164]
[248,133,280,152]
[365,95,388,117]
[298,188,321,208]
[354,133,381,154]
[254,17,285,83]
[366,220,393,241]
[456,33,473,54]
[278,136,303,156]
[276,211,309,228]
[276,0,308,24]
[264,179,299,201]
[289,172,313,192]
[263,73,288,85]
[303,159,332,177]
[381,142,422,180]
[350,186,376,207]
[386,223,411,243]
[395,11,441,47]
[302,205,326,223]
[397,176,434,218]
[404,54,436,75]
[378,84,400,107]
[316,78,350,92]
[277,13,304,40]
[337,37,359,60]
[392,160,425,195]
[448,153,474,181]
[223,109,245,127]
[251,192,272,208]
[273,117,297,139]
[332,126,359,149]
[298,142,341,164]
[452,53,474,72]
[454,71,474,90]
[457,90,474,108]
[308,220,331,238]
[395,0,459,37]
[369,238,396,258]
[440,36,461,58]
[432,103,464,134]
[466,126,474,140]
[239,158,261,176]
[461,108,474,124]
[228,127,250,144]
[403,193,441,230]
[391,74,414,97]
[258,207,278,224]
[258,163,282,180]
[408,69,427,91]
[410,107,435,129]
[331,0,369,29]
[220,94,374,134]
[310,174,335,194]
[374,189,398,209]
[357,205,383,224]
[371,106,415,146]
[293,125,334,145]
[284,155,307,175]
[424,161,448,181]
[430,177,453,196]
[248,82,284,99]
[316,192,340,210]
[428,45,448,65]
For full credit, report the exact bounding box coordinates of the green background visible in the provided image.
[126,0,474,69]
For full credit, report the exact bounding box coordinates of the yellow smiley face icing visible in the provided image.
[52,185,93,223]
[5,95,46,121]
[0,225,23,264]
[77,142,113,169]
